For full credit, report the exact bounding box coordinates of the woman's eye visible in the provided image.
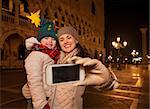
[59,39,64,42]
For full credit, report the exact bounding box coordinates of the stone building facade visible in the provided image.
[0,0,105,69]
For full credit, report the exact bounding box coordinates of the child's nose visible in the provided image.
[48,38,52,42]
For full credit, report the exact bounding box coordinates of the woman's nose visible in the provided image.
[63,39,68,44]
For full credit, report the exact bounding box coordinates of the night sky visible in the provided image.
[104,0,149,58]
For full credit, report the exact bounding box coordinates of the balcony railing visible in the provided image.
[1,10,33,30]
[2,10,15,24]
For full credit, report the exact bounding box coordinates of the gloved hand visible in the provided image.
[68,56,110,86]
[22,83,31,99]
[26,37,40,50]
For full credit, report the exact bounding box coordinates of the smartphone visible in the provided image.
[45,64,85,85]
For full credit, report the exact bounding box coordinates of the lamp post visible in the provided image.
[131,50,139,65]
[99,51,103,62]
[108,55,112,68]
[112,37,127,70]
[131,50,139,57]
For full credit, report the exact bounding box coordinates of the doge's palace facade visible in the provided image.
[0,0,105,69]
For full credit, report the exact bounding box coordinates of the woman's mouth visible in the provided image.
[64,44,71,48]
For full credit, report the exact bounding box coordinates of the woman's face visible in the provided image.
[41,37,56,49]
[58,34,78,53]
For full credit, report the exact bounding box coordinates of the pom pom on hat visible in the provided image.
[57,26,79,41]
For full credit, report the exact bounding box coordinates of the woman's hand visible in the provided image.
[26,37,40,50]
[68,56,110,86]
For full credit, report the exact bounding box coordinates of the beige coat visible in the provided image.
[25,51,85,109]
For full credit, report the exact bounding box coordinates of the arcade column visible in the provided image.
[0,0,2,22]
[139,27,148,64]
[14,0,19,25]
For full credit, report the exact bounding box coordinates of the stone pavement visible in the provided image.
[83,64,149,109]
[0,64,149,109]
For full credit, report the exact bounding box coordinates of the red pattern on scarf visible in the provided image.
[43,103,50,109]
[32,44,60,64]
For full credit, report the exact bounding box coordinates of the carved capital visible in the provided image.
[139,27,148,35]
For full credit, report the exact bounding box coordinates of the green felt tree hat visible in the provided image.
[37,18,57,41]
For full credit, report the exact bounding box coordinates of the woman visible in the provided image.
[23,26,119,109]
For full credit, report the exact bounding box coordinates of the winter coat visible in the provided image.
[25,50,86,109]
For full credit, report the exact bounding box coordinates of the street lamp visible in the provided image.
[99,51,103,62]
[112,36,127,70]
[108,55,112,68]
[131,50,139,57]
[131,50,140,65]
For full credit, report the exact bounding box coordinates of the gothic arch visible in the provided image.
[0,29,26,48]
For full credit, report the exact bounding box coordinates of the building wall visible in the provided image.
[0,0,105,69]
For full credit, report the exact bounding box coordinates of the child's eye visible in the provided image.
[44,37,49,39]
[51,38,55,40]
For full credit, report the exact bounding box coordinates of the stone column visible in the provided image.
[0,48,2,68]
[0,0,2,22]
[14,0,19,25]
[139,27,148,64]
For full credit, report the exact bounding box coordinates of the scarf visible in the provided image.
[32,44,60,64]
[57,48,79,64]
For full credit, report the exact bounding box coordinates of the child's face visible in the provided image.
[40,37,56,49]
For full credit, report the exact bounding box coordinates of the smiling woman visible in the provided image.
[57,26,79,54]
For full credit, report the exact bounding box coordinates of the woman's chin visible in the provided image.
[63,48,74,53]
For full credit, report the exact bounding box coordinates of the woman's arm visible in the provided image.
[68,56,119,90]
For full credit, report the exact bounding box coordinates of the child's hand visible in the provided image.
[26,37,40,50]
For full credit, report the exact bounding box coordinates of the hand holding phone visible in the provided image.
[45,64,85,85]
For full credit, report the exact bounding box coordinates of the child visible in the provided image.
[24,19,60,109]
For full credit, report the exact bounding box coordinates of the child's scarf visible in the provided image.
[32,44,60,64]
[57,48,79,64]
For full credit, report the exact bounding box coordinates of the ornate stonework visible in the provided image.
[0,0,105,68]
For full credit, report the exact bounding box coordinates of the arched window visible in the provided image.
[99,37,100,44]
[20,0,29,13]
[2,0,9,10]
[54,12,58,18]
[65,11,68,16]
[44,9,48,18]
[58,6,62,12]
[91,1,96,15]
[93,37,95,42]
[1,49,4,60]
[94,50,98,59]
[62,16,65,22]
[78,30,81,35]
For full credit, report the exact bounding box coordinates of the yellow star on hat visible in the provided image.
[26,10,41,27]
